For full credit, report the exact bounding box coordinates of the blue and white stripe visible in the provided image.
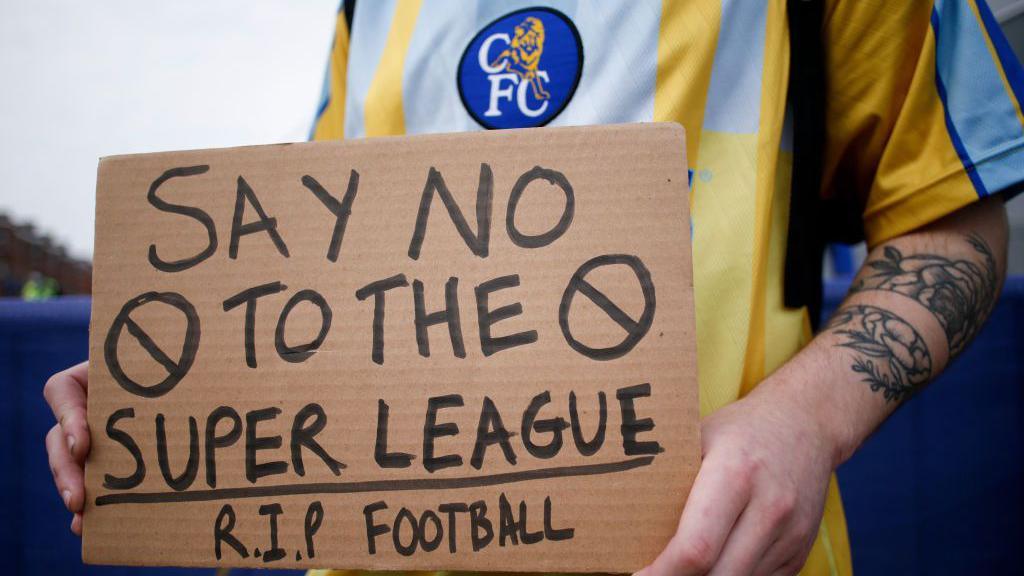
[702,0,767,134]
[932,0,1024,197]
[344,0,400,139]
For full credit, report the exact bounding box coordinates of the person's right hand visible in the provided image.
[43,361,90,535]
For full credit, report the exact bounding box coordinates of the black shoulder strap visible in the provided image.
[343,0,356,32]
[784,0,827,329]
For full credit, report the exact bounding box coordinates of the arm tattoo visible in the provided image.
[826,305,932,403]
[848,233,997,356]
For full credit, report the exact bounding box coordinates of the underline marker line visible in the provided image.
[95,455,656,506]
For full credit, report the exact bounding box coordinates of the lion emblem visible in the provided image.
[489,16,550,100]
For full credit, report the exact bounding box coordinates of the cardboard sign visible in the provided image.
[84,123,699,572]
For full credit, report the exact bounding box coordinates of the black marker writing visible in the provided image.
[214,504,249,560]
[423,394,464,473]
[522,391,569,460]
[375,399,414,468]
[408,164,493,260]
[146,165,217,273]
[223,281,288,369]
[103,408,146,490]
[414,277,466,359]
[275,289,332,364]
[205,406,242,488]
[559,254,656,360]
[155,413,199,491]
[505,166,575,249]
[355,274,409,365]
[246,407,288,483]
[569,391,607,456]
[97,456,655,506]
[304,500,324,559]
[617,383,664,456]
[471,396,517,470]
[475,274,538,357]
[302,171,360,263]
[104,291,200,398]
[230,176,290,260]
[258,503,286,562]
[290,403,345,476]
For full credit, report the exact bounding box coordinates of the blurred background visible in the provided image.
[3,0,1024,293]
[1,2,1022,575]
[0,0,339,296]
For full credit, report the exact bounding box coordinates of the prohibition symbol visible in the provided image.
[558,254,656,360]
[103,291,200,398]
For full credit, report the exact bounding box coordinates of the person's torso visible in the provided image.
[316,3,851,574]
[336,0,807,413]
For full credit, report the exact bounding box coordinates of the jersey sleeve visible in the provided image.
[310,2,352,141]
[821,0,1024,246]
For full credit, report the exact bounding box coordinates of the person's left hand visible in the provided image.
[635,380,838,576]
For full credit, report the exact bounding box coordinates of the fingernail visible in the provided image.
[62,490,71,508]
[67,434,75,454]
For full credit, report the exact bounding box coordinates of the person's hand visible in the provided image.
[43,361,90,536]
[635,381,838,576]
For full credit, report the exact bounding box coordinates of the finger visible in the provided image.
[751,527,812,576]
[708,489,796,576]
[46,424,84,514]
[636,453,754,576]
[767,551,809,576]
[43,361,91,463]
[757,526,817,576]
[71,513,82,536]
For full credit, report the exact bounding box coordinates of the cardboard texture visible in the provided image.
[84,123,699,572]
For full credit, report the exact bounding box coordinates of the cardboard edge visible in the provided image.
[95,122,687,163]
[80,159,108,558]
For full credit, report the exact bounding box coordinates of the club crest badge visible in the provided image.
[458,7,583,129]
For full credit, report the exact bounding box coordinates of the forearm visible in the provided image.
[755,195,1008,468]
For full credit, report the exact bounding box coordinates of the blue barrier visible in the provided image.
[824,278,1024,574]
[1,280,1021,575]
[0,297,300,576]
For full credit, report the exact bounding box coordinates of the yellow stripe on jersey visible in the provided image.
[740,0,789,397]
[364,0,423,137]
[860,18,979,246]
[312,8,350,141]
[689,130,758,415]
[822,0,1024,247]
[763,151,811,374]
[654,0,720,163]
